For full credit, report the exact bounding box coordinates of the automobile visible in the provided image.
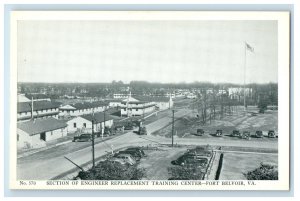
[108,157,132,166]
[240,131,251,139]
[113,154,136,165]
[171,154,208,165]
[72,134,92,142]
[255,130,263,138]
[124,124,134,130]
[138,126,147,135]
[181,158,209,168]
[268,130,276,138]
[215,130,223,137]
[231,130,240,137]
[195,129,205,136]
[125,147,147,157]
[115,150,142,161]
[187,146,212,157]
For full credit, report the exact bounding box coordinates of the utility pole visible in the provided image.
[103,106,106,139]
[171,109,175,147]
[244,42,247,114]
[91,119,95,169]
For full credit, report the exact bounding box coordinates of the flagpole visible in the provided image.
[244,41,247,114]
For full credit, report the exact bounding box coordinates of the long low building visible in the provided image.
[59,101,109,117]
[17,101,61,121]
[67,112,114,134]
[120,96,173,117]
[17,117,68,149]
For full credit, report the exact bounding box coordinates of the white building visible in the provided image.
[186,93,197,99]
[120,97,156,117]
[24,93,51,102]
[228,87,253,99]
[17,94,31,102]
[17,117,68,149]
[17,101,61,122]
[107,99,123,107]
[134,96,173,111]
[59,101,109,117]
[67,112,114,134]
[120,95,173,117]
[113,93,130,99]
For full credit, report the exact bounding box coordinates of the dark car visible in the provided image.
[172,154,209,166]
[187,146,212,157]
[215,130,223,137]
[268,130,276,138]
[195,129,205,136]
[231,130,240,137]
[255,130,263,138]
[181,158,209,168]
[125,147,146,157]
[241,131,251,139]
[124,125,134,130]
[138,126,147,135]
[73,134,92,142]
[115,150,142,161]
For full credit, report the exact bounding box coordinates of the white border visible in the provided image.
[9,11,290,190]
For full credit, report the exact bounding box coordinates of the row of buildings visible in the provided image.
[16,93,173,150]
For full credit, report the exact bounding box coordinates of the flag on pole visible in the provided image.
[245,42,254,52]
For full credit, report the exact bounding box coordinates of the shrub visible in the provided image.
[74,161,146,180]
[168,166,205,180]
[244,163,278,180]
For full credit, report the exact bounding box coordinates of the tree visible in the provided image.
[168,166,205,180]
[244,163,278,180]
[74,161,145,180]
[258,98,268,113]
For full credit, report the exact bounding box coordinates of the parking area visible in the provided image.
[153,106,278,143]
[138,147,187,180]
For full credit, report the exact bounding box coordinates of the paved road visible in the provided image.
[17,108,277,180]
[17,109,190,180]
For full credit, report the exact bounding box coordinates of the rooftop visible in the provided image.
[80,112,114,124]
[25,93,50,100]
[18,101,61,113]
[70,101,109,110]
[17,117,67,136]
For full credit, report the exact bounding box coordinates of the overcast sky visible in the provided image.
[17,20,278,84]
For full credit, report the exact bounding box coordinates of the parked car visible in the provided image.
[231,130,240,137]
[255,130,263,138]
[125,147,147,157]
[138,126,147,135]
[195,129,204,136]
[181,158,209,168]
[240,131,251,140]
[124,124,134,130]
[113,154,136,165]
[115,150,142,161]
[171,154,208,165]
[187,146,212,157]
[108,157,131,166]
[268,130,276,138]
[215,130,223,137]
[72,134,92,142]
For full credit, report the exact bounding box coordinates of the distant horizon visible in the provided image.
[17,80,278,85]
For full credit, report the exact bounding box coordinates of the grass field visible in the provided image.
[219,152,278,180]
[153,106,278,141]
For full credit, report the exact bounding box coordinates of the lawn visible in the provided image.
[153,106,278,141]
[219,152,278,180]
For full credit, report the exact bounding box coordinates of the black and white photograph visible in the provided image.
[9,11,290,190]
